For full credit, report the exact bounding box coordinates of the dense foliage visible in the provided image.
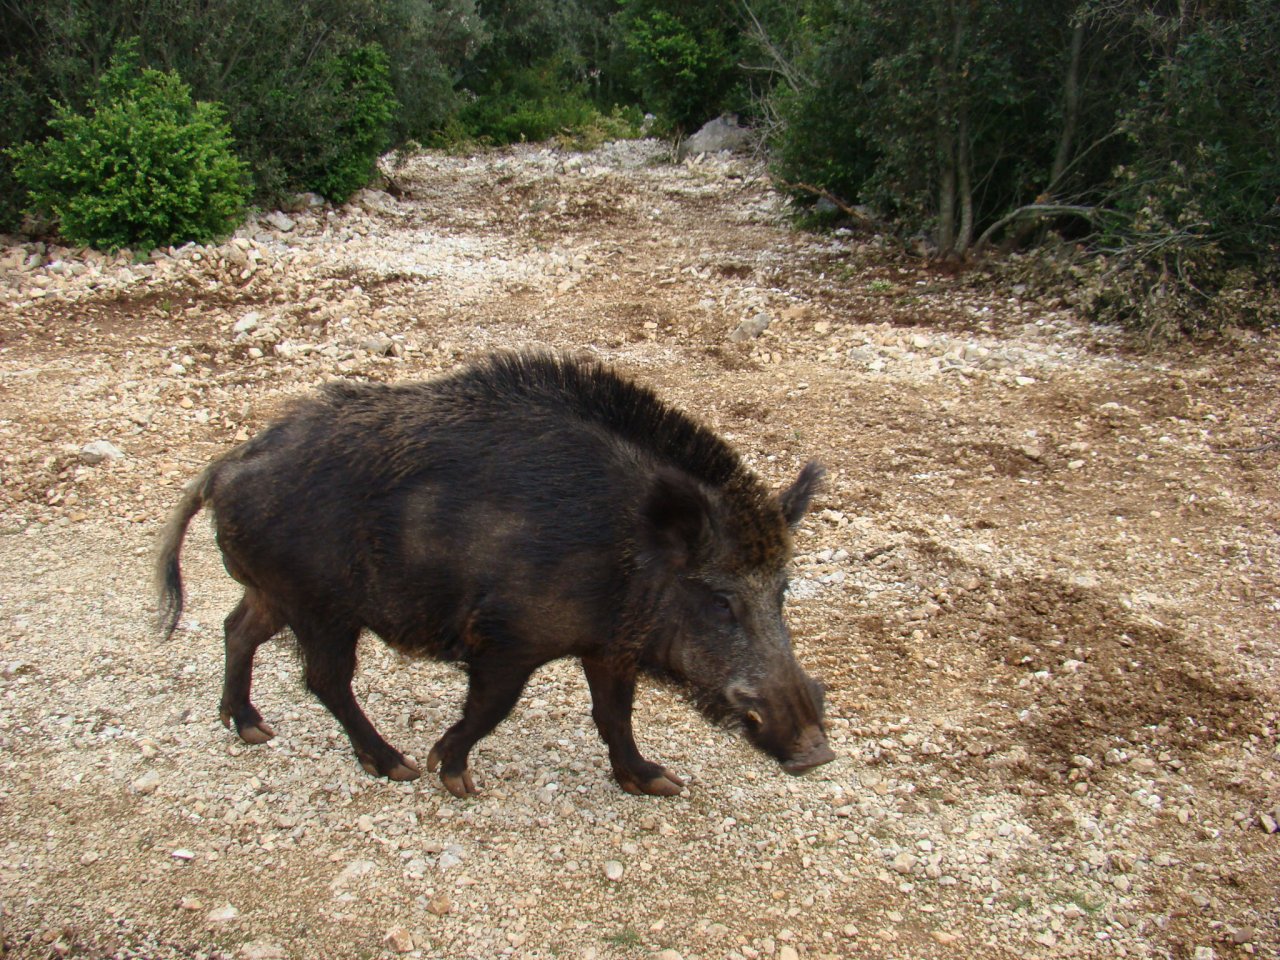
[1,0,1273,334]
[9,49,248,251]
[761,0,1279,333]
[284,44,400,202]
[0,0,477,207]
[615,0,745,133]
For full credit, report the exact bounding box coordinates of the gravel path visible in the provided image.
[0,140,1277,960]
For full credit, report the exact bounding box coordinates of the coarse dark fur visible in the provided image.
[158,351,832,796]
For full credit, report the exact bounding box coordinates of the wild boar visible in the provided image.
[158,352,833,796]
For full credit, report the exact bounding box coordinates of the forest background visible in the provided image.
[1,0,1277,336]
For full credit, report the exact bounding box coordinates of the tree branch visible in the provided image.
[771,178,875,222]
[973,203,1099,251]
[739,1,812,91]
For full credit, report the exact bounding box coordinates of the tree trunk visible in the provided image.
[936,121,957,257]
[1049,19,1085,193]
[934,0,968,259]
[956,103,974,256]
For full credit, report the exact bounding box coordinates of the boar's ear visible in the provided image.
[641,468,712,569]
[778,461,825,529]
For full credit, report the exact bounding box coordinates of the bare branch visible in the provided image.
[771,178,875,222]
[973,203,1099,251]
[739,1,813,92]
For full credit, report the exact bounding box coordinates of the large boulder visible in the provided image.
[678,115,753,160]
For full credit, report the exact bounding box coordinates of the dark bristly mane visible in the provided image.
[320,351,769,500]
[469,352,749,486]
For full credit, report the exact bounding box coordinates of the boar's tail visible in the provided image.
[156,468,213,639]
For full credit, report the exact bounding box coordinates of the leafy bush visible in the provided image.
[9,48,248,251]
[617,0,744,132]
[448,53,644,148]
[457,60,627,144]
[302,45,399,202]
[766,0,1075,257]
[0,56,46,228]
[1078,2,1280,334]
[0,1,477,215]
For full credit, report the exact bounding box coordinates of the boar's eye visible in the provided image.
[708,591,735,623]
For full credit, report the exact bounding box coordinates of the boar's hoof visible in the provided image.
[221,708,276,745]
[356,750,422,782]
[440,770,478,798]
[617,767,685,797]
[388,757,423,782]
[238,723,277,746]
[426,745,479,798]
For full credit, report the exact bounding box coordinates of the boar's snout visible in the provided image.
[781,725,836,775]
[731,671,834,775]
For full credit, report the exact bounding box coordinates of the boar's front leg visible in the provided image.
[582,656,684,796]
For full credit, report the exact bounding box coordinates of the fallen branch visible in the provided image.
[973,203,1098,252]
[772,178,875,222]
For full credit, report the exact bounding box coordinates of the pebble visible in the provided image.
[207,904,240,923]
[1,660,34,679]
[383,926,414,953]
[264,212,296,232]
[729,315,770,341]
[130,770,160,795]
[330,859,376,889]
[239,940,287,959]
[361,335,396,356]
[79,440,125,465]
[891,852,918,875]
[603,860,624,882]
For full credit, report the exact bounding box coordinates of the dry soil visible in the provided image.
[0,140,1277,960]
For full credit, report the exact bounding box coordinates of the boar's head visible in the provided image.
[639,460,835,775]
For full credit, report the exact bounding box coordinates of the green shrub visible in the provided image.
[452,60,642,147]
[302,44,399,202]
[457,62,599,144]
[617,0,744,132]
[0,56,48,229]
[9,48,248,252]
[1083,2,1280,334]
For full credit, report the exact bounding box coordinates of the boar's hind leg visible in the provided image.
[220,589,285,745]
[295,618,421,782]
[427,654,539,799]
[582,657,684,797]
